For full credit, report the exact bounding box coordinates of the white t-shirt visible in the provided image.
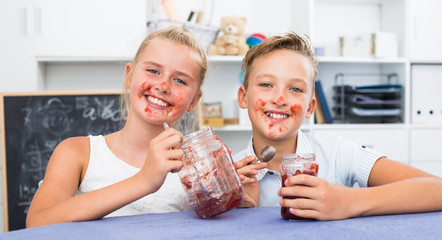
[233,130,385,207]
[77,135,191,217]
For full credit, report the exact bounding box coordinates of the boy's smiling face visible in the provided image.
[238,49,316,140]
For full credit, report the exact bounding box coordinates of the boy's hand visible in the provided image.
[278,175,358,220]
[234,156,267,208]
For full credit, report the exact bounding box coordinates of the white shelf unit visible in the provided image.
[25,0,442,174]
[201,0,442,177]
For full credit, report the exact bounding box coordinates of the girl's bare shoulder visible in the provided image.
[56,136,90,152]
[51,136,91,165]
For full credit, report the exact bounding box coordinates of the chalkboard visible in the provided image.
[0,91,124,231]
[0,91,200,231]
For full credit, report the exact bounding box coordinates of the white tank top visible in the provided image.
[77,135,191,217]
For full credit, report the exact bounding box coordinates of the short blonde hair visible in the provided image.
[242,32,318,91]
[120,26,208,125]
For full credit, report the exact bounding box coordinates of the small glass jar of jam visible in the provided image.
[280,153,318,221]
[178,127,244,218]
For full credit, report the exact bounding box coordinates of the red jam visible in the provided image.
[280,153,318,221]
[179,127,244,218]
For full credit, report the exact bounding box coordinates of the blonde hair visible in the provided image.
[241,32,318,92]
[120,26,208,129]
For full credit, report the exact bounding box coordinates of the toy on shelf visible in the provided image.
[209,16,249,55]
[246,33,266,48]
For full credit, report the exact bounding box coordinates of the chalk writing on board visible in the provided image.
[3,94,123,230]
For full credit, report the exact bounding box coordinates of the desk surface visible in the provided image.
[2,207,442,240]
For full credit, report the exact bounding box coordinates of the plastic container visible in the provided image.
[179,127,243,218]
[280,153,318,220]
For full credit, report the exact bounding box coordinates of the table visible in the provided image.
[1,207,441,239]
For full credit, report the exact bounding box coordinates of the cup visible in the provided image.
[280,153,318,220]
[178,127,244,218]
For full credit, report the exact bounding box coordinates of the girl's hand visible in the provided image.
[234,156,267,208]
[278,175,359,220]
[139,128,184,193]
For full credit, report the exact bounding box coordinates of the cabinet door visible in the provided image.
[0,0,40,92]
[410,129,442,177]
[35,0,147,57]
[409,0,442,61]
[313,128,409,163]
[410,129,442,161]
[411,65,442,124]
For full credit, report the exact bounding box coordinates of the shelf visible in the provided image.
[209,125,252,131]
[312,123,407,130]
[318,57,408,64]
[36,56,133,62]
[208,56,408,64]
[409,124,442,129]
[207,56,244,63]
[411,61,442,65]
[35,55,409,65]
[205,123,409,132]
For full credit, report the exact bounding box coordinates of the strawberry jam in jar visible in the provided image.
[179,127,243,218]
[280,153,318,221]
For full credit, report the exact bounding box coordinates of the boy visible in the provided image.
[233,32,442,220]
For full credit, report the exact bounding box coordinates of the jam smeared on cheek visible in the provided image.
[138,82,152,98]
[255,99,265,111]
[290,104,302,119]
[174,92,184,102]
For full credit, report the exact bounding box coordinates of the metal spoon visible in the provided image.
[251,145,276,164]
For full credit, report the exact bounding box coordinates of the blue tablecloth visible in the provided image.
[2,207,442,239]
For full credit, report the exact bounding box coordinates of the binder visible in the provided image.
[411,65,442,124]
[315,80,333,123]
[314,88,326,124]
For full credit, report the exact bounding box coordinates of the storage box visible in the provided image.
[340,32,398,58]
[203,102,222,118]
[202,118,225,127]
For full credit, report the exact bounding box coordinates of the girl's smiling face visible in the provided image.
[238,49,316,140]
[125,38,202,126]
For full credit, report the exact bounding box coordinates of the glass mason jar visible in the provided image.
[280,153,318,221]
[179,127,244,218]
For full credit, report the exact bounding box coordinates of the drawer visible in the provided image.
[410,129,442,162]
[313,129,408,163]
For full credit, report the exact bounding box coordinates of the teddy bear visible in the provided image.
[209,16,249,56]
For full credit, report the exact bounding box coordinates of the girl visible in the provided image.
[26,26,207,227]
[234,32,442,220]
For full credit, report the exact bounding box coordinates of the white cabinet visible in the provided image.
[0,0,42,92]
[34,0,147,58]
[312,127,409,163]
[410,128,442,162]
[408,0,442,62]
[409,128,442,177]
